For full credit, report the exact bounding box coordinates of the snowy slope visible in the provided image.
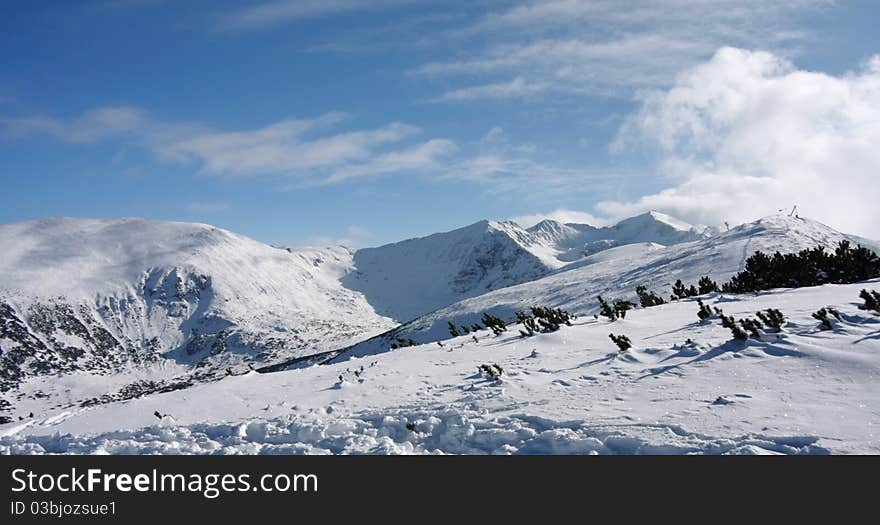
[0,217,395,413]
[3,279,878,454]
[342,220,549,321]
[341,214,880,355]
[341,212,708,321]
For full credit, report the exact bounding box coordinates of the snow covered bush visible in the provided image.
[516,307,574,336]
[636,285,665,307]
[533,306,574,331]
[614,299,634,319]
[598,295,616,320]
[516,310,538,336]
[812,307,841,330]
[718,310,748,340]
[599,296,634,320]
[696,299,713,321]
[478,363,504,380]
[481,313,507,335]
[698,276,720,295]
[738,318,763,339]
[608,333,632,352]
[756,308,785,332]
[859,289,880,313]
[390,338,418,349]
[671,279,698,300]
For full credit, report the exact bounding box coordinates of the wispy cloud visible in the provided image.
[1,105,619,201]
[411,0,828,101]
[429,77,553,102]
[323,138,457,183]
[0,106,150,143]
[0,107,457,185]
[302,224,376,248]
[214,0,422,32]
[162,116,422,178]
[511,209,609,228]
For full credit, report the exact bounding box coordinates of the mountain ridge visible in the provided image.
[336,214,880,360]
[1,211,876,417]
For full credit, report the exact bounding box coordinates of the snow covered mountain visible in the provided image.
[342,220,548,321]
[1,211,878,453]
[4,278,878,454]
[1,211,875,425]
[342,211,709,321]
[527,211,714,263]
[339,214,880,358]
[0,217,395,412]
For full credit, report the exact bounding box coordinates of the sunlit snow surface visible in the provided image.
[3,280,878,454]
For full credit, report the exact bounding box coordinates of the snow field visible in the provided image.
[4,280,878,454]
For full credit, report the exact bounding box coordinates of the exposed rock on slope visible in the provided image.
[0,217,395,409]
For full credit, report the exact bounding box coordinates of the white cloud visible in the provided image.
[430,77,551,102]
[323,139,457,183]
[1,107,458,185]
[600,47,880,238]
[413,0,827,101]
[0,106,149,143]
[215,0,421,32]
[512,209,608,228]
[162,116,422,177]
[302,224,375,248]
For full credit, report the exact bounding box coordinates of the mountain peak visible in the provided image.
[619,210,697,232]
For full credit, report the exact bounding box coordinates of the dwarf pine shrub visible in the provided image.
[614,299,635,319]
[756,308,785,332]
[478,363,504,380]
[698,276,720,295]
[636,285,665,307]
[390,337,417,349]
[719,313,748,340]
[859,289,880,313]
[739,317,763,339]
[812,307,841,330]
[481,313,507,335]
[609,333,632,352]
[722,241,880,294]
[516,306,574,335]
[671,279,699,300]
[598,295,616,321]
[697,299,713,321]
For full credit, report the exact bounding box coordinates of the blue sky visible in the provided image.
[1,1,879,246]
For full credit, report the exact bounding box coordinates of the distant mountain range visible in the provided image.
[1,211,875,416]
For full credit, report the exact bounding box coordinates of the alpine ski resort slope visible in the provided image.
[1,212,878,454]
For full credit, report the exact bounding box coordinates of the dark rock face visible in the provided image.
[0,300,155,393]
[0,270,233,418]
